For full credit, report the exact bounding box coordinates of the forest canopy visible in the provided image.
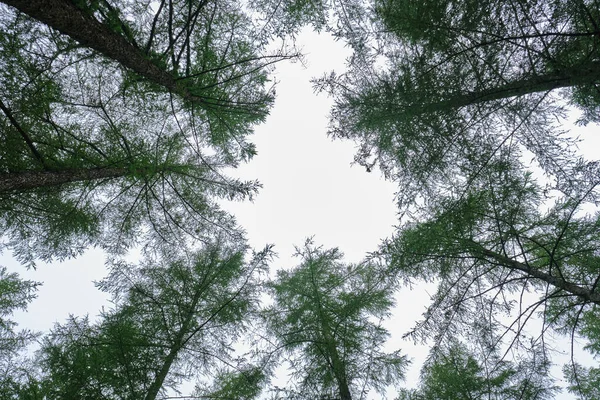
[1,0,599,399]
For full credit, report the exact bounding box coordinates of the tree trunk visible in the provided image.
[143,284,206,400]
[0,167,128,193]
[143,340,182,400]
[319,328,353,400]
[310,272,353,400]
[410,61,600,114]
[1,0,204,105]
[330,345,353,400]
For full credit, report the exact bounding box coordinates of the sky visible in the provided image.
[4,26,599,398]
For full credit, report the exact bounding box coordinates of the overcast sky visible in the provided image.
[4,27,599,398]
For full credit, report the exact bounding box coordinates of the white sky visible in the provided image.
[4,27,599,399]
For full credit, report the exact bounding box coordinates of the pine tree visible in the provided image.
[0,1,295,264]
[382,159,600,395]
[320,0,600,208]
[316,0,600,393]
[399,342,557,400]
[265,240,407,400]
[36,242,271,399]
[0,267,41,399]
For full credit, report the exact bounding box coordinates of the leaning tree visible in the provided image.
[321,0,600,207]
[0,0,297,265]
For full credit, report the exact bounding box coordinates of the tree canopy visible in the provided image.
[322,0,600,207]
[23,241,271,399]
[399,341,557,400]
[2,0,600,398]
[0,0,296,265]
[318,0,600,396]
[0,267,40,399]
[264,241,407,400]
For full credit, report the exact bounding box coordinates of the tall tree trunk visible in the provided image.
[409,61,600,114]
[328,342,353,400]
[143,285,205,400]
[0,167,129,193]
[1,0,205,105]
[143,339,182,400]
[310,271,353,400]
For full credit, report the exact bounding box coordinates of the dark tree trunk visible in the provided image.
[143,339,182,400]
[141,280,209,400]
[410,61,600,114]
[311,274,353,400]
[0,167,128,193]
[329,345,353,400]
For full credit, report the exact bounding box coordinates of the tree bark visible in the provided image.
[0,167,128,193]
[1,0,204,105]
[328,340,353,400]
[143,282,206,400]
[409,61,600,114]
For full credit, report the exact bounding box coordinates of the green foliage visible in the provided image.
[40,315,150,399]
[195,366,267,400]
[3,0,599,398]
[38,242,271,399]
[250,0,330,36]
[322,0,599,209]
[0,0,298,264]
[564,363,600,400]
[399,343,557,400]
[572,83,600,125]
[380,157,600,395]
[561,303,600,399]
[265,240,407,399]
[249,0,371,53]
[0,267,39,357]
[317,0,600,395]
[0,267,41,398]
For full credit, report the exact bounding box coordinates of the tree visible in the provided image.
[319,0,600,208]
[398,342,557,400]
[313,0,600,394]
[2,0,293,128]
[264,240,407,400]
[561,282,600,399]
[564,363,600,400]
[0,267,43,399]
[0,267,39,358]
[193,365,267,400]
[248,0,372,50]
[36,241,271,399]
[0,1,295,265]
[380,157,600,394]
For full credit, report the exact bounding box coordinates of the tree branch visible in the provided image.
[469,241,600,305]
